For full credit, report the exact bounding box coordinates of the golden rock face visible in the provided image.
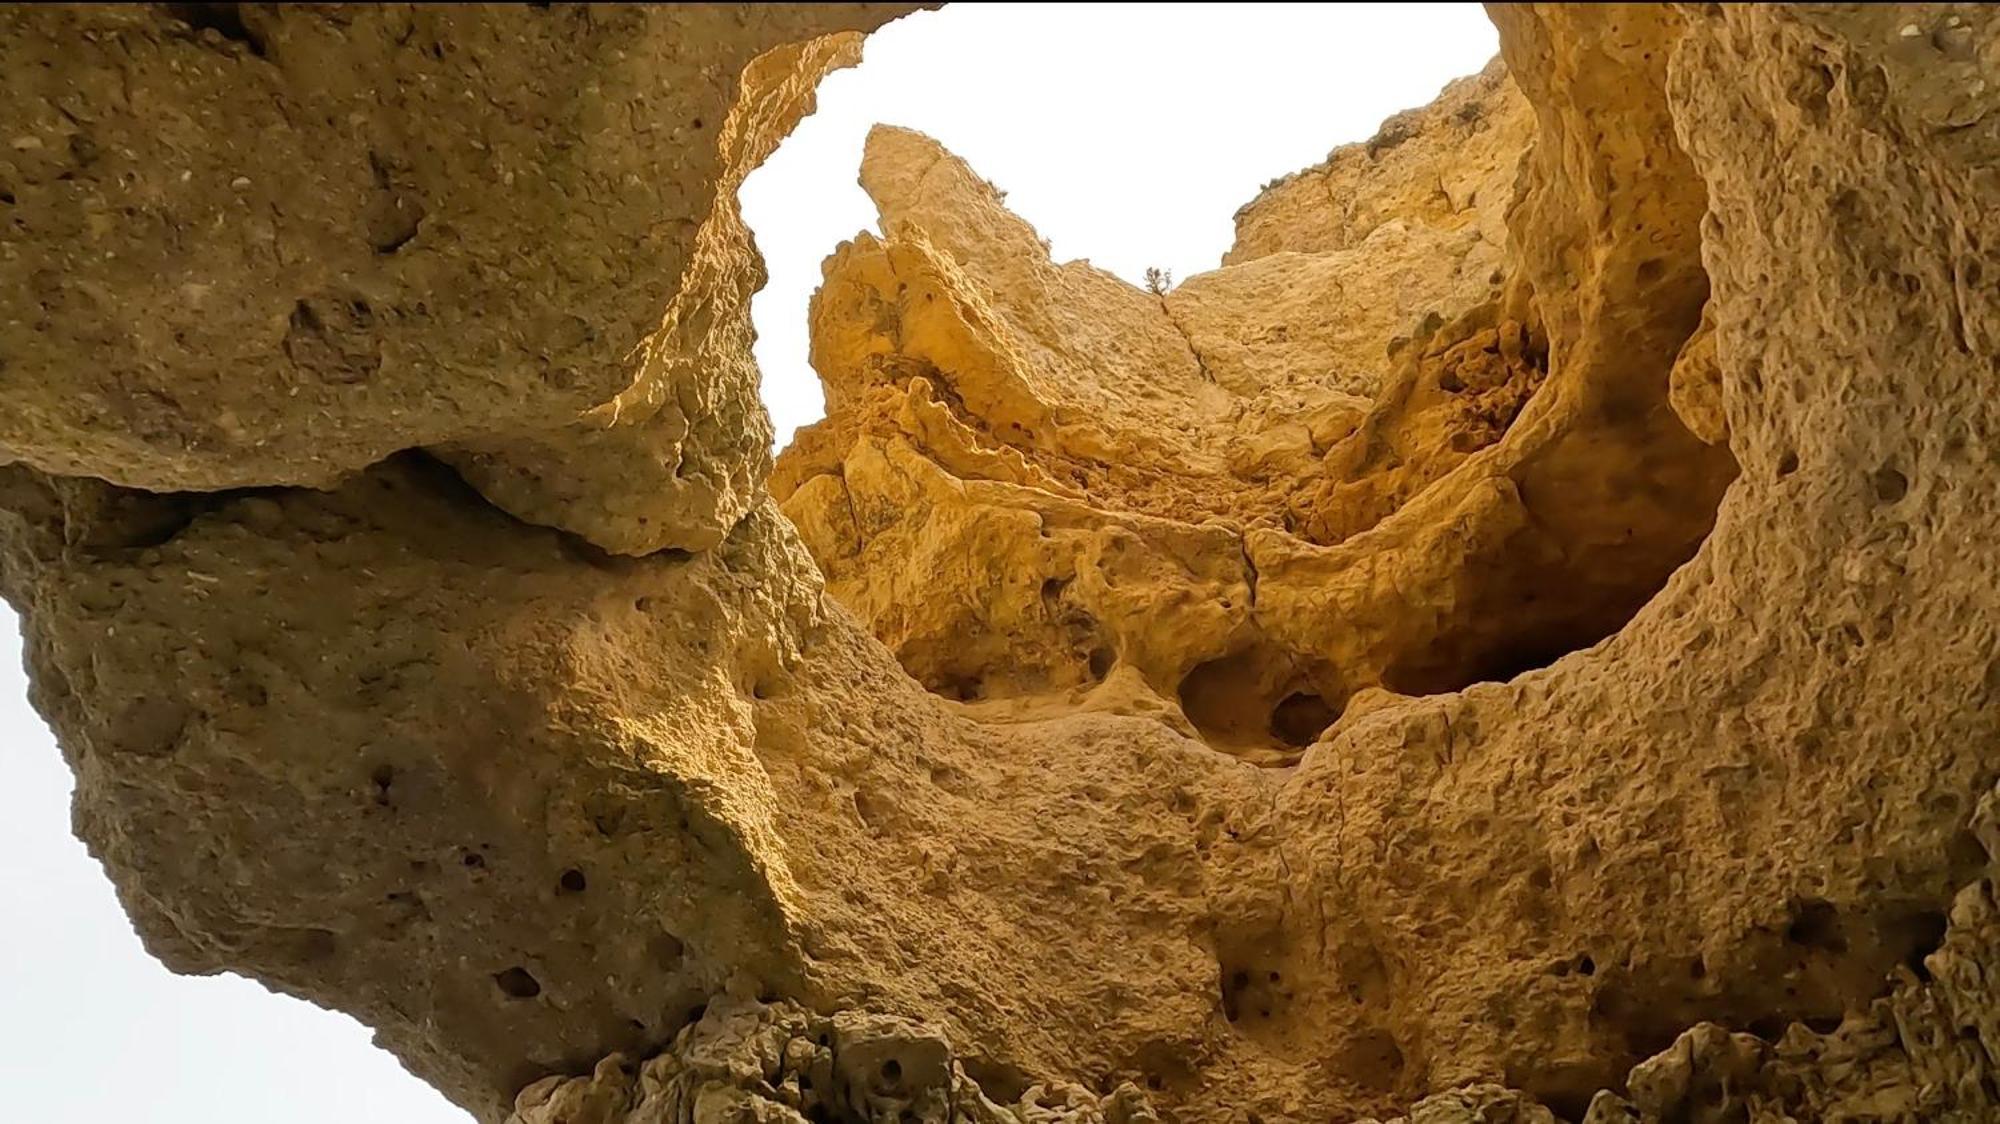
[6,5,2000,1124]
[775,34,1733,768]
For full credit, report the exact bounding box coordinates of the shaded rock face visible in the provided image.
[5,5,2000,1124]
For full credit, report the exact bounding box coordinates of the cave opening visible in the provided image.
[741,1,1734,769]
[1176,652,1347,765]
[741,3,1502,451]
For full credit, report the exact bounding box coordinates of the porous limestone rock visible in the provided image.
[434,32,867,556]
[0,3,913,533]
[1227,57,1528,270]
[0,449,1285,1121]
[1355,1085,1557,1124]
[507,998,1159,1124]
[770,121,1558,764]
[772,25,1730,758]
[6,4,2000,1124]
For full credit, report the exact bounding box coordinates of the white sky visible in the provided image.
[0,6,1494,1120]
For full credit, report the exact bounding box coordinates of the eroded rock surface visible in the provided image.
[1228,56,1528,270]
[773,22,1732,761]
[0,3,911,548]
[508,998,1158,1124]
[6,4,2000,1124]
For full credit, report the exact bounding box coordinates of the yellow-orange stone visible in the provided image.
[4,5,2000,1124]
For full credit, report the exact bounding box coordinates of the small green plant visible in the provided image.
[1144,266,1174,296]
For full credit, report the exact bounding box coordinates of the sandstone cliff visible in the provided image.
[6,5,2000,1124]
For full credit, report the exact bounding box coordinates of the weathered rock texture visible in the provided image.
[0,3,911,551]
[1227,55,1527,269]
[6,4,2000,1124]
[510,997,1159,1124]
[772,33,1733,761]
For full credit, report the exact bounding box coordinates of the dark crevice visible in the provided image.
[493,966,542,1000]
[1899,910,1949,982]
[1270,692,1338,748]
[161,3,267,57]
[58,479,279,558]
[12,448,704,583]
[391,449,698,566]
[1784,898,1846,953]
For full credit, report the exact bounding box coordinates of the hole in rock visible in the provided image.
[746,5,1502,445]
[1217,936,1294,1037]
[1746,1015,1789,1043]
[367,763,395,807]
[742,0,1501,457]
[1087,646,1117,681]
[1900,910,1949,981]
[648,932,686,970]
[738,2,1732,758]
[1784,898,1846,953]
[493,966,542,1000]
[1270,692,1339,748]
[1870,464,1909,504]
[1177,652,1342,764]
[923,671,984,703]
[162,3,267,57]
[364,150,425,255]
[558,868,587,894]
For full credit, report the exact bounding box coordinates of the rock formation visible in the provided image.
[5,4,2000,1124]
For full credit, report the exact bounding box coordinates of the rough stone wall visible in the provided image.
[509,998,1160,1124]
[772,16,1734,759]
[1,5,933,1118]
[0,5,903,503]
[6,5,2000,1124]
[1226,55,1526,269]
